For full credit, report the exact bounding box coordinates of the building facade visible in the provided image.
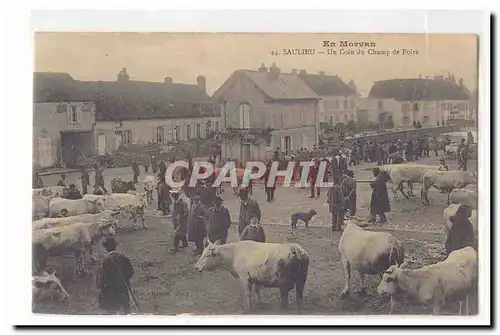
[212,64,320,165]
[360,74,472,129]
[298,70,358,126]
[33,70,219,168]
[33,73,97,169]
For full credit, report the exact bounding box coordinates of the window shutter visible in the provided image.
[76,106,82,123]
[66,105,73,124]
[280,137,285,151]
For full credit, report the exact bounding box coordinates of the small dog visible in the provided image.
[291,209,318,229]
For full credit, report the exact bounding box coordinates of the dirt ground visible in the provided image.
[34,157,478,316]
[34,217,476,316]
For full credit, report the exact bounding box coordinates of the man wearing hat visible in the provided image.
[97,237,135,315]
[170,189,188,252]
[64,183,83,200]
[238,187,261,235]
[206,196,232,245]
[157,179,172,215]
[187,194,209,254]
[341,170,357,217]
[368,167,391,223]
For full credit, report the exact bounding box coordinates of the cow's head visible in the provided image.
[376,262,408,295]
[195,240,222,272]
[87,198,106,213]
[98,220,116,236]
[32,271,69,303]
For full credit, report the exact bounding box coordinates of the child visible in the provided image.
[240,216,266,243]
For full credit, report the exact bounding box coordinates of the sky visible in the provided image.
[34,33,478,97]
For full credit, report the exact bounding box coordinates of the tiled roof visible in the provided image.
[242,70,319,100]
[299,73,355,96]
[33,72,217,121]
[368,78,470,101]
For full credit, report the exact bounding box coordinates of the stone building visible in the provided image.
[212,63,320,165]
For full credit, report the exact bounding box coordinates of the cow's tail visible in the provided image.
[389,239,405,267]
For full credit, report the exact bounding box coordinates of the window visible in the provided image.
[173,126,180,141]
[66,105,80,124]
[412,102,419,111]
[329,116,333,125]
[344,114,348,123]
[378,100,384,110]
[335,100,339,109]
[238,103,252,128]
[196,124,201,138]
[186,125,191,140]
[215,122,220,132]
[205,122,211,138]
[156,126,165,143]
[343,100,349,109]
[123,130,132,144]
[401,103,409,113]
[402,116,410,126]
[349,100,355,110]
[423,116,429,124]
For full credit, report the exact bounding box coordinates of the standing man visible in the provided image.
[170,190,188,252]
[206,196,232,245]
[308,159,321,199]
[157,159,167,182]
[342,170,357,216]
[157,179,172,215]
[238,188,261,235]
[405,140,413,162]
[187,194,208,254]
[263,160,276,202]
[57,174,67,187]
[97,237,135,315]
[327,174,344,231]
[458,138,469,171]
[132,157,140,184]
[95,161,107,193]
[80,165,90,195]
[368,168,391,223]
[331,150,347,177]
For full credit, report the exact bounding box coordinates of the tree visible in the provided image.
[347,120,357,133]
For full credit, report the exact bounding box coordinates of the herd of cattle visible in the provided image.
[32,162,479,315]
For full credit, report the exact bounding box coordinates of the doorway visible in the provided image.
[61,131,94,167]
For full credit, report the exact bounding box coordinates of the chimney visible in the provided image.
[258,63,268,72]
[347,80,358,94]
[197,75,206,92]
[117,68,129,82]
[164,77,173,85]
[291,69,298,74]
[268,63,280,80]
[319,71,325,76]
[299,69,307,76]
[459,78,464,88]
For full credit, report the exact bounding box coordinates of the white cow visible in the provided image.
[48,198,106,218]
[143,175,156,204]
[449,189,478,208]
[445,144,459,159]
[33,186,67,198]
[32,220,115,276]
[380,164,447,200]
[421,170,477,206]
[377,247,478,315]
[195,240,310,310]
[33,196,51,219]
[32,210,121,230]
[83,192,148,229]
[32,271,69,307]
[338,216,404,301]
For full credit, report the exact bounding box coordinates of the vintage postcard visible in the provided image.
[31,31,483,321]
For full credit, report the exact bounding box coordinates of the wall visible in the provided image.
[357,98,402,127]
[33,101,96,169]
[319,95,358,125]
[95,116,222,153]
[218,74,319,163]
